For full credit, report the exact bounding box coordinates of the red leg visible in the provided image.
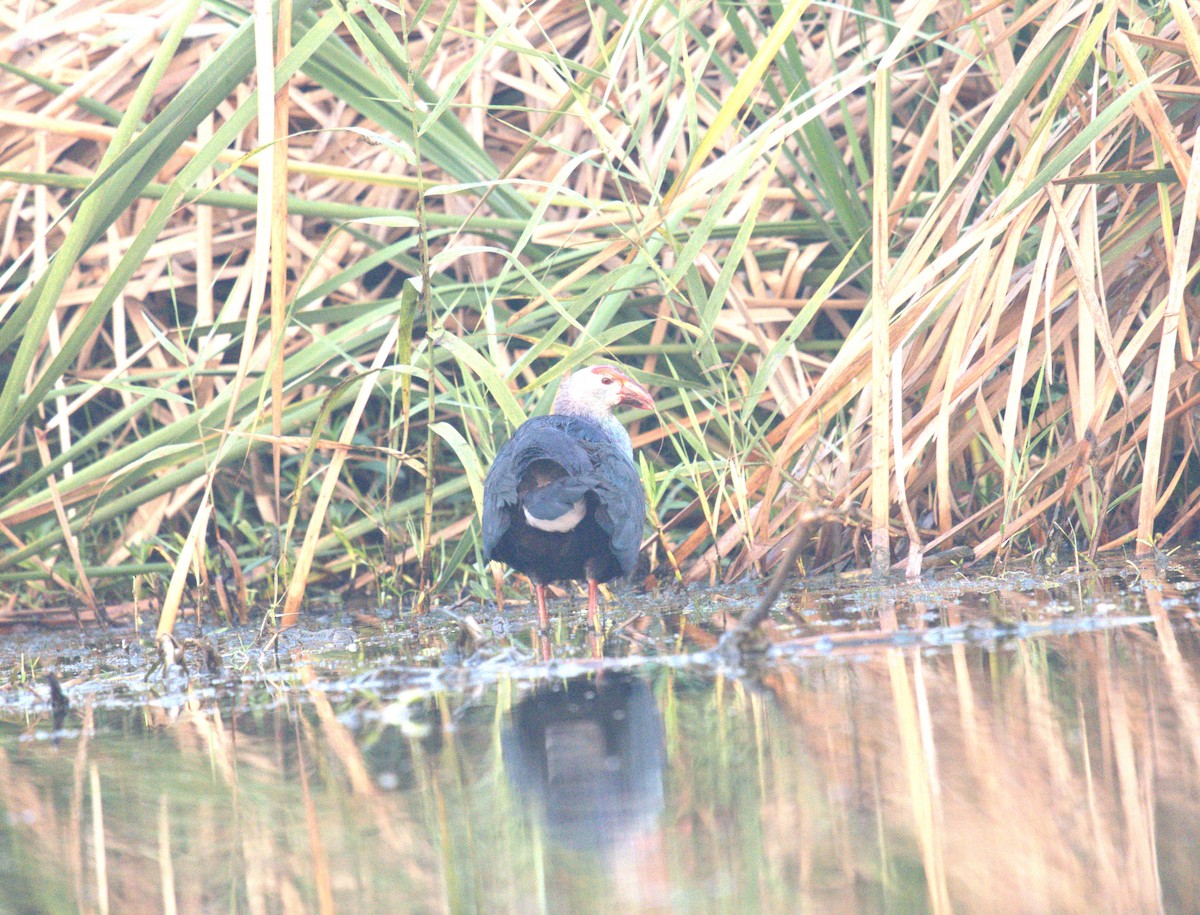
[535,582,550,631]
[587,578,601,632]
[493,565,504,613]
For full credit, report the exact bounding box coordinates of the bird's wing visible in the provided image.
[582,437,646,578]
[481,443,517,562]
[481,417,592,559]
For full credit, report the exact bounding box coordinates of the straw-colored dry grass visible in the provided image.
[1,0,1198,626]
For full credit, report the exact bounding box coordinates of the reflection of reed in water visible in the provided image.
[6,569,1200,911]
[743,582,1200,914]
[502,672,665,855]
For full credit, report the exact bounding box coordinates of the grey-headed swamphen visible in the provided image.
[482,365,653,630]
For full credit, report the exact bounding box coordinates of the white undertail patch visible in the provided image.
[524,499,585,533]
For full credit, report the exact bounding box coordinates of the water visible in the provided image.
[2,555,1200,912]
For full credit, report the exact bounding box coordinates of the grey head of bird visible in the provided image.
[550,365,655,421]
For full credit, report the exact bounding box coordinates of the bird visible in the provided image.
[481,364,653,631]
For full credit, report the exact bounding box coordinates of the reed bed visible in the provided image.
[0,0,1197,624]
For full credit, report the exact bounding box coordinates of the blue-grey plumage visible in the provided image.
[481,365,654,631]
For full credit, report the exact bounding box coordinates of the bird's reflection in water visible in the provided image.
[503,672,665,860]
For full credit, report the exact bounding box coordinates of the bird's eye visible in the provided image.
[600,376,614,385]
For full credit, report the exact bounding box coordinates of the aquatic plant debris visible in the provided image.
[0,550,1193,721]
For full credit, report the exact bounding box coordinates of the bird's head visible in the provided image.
[552,365,654,417]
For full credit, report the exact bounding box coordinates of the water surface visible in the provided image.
[3,555,1200,912]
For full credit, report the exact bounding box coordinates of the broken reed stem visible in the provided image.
[419,287,435,613]
[155,498,212,639]
[870,67,892,576]
[415,53,435,615]
[892,345,923,578]
[32,429,97,624]
[730,523,808,637]
[270,0,293,524]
